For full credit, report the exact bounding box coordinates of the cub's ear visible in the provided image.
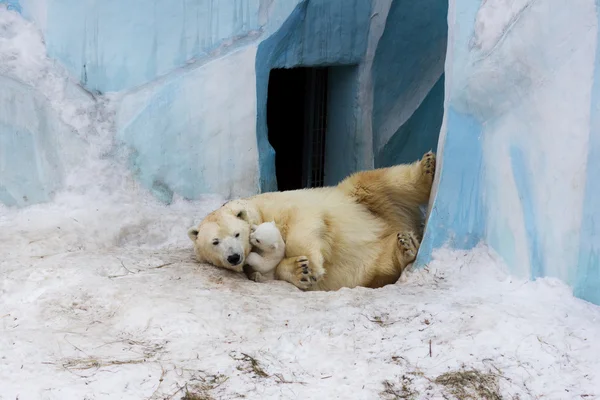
[187,227,199,242]
[250,224,258,232]
[271,242,278,251]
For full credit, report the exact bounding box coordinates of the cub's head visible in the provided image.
[187,200,258,272]
[249,221,283,252]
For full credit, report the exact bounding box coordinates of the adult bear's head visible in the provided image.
[187,200,260,272]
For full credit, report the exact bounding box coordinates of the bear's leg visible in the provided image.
[342,151,435,204]
[365,231,420,289]
[386,151,436,204]
[338,151,436,233]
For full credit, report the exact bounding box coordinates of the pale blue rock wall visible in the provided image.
[0,0,445,204]
[0,77,64,206]
[416,0,600,306]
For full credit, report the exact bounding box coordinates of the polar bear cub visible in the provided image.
[246,221,286,283]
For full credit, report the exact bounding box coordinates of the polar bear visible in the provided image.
[245,221,286,283]
[187,151,435,291]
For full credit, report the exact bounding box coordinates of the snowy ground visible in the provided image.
[1,6,600,399]
[2,197,600,399]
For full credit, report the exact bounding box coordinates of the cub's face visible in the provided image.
[188,210,252,273]
[249,222,282,252]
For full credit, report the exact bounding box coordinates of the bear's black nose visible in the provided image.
[227,254,241,266]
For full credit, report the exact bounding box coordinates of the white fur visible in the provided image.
[246,221,286,282]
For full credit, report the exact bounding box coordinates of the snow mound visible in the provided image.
[1,239,599,399]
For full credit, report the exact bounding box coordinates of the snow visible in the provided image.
[2,234,600,399]
[1,4,600,399]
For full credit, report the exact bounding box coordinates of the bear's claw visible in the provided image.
[295,256,321,289]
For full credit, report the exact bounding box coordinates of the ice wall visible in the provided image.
[1,0,445,203]
[17,0,299,93]
[418,0,600,305]
[0,77,65,207]
[372,0,447,168]
[0,7,91,207]
[116,45,261,203]
[254,0,373,192]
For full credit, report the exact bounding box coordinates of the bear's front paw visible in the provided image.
[294,256,323,290]
[397,231,419,264]
[421,151,436,178]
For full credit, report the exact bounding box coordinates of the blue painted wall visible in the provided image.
[376,75,445,168]
[254,0,371,192]
[0,76,69,207]
[417,0,600,306]
[0,0,20,12]
[416,109,486,266]
[324,65,361,186]
[575,4,600,305]
[372,0,447,165]
[3,0,447,206]
[44,0,265,93]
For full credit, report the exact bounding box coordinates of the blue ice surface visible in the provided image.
[0,0,20,12]
[371,0,447,161]
[416,0,600,307]
[0,76,67,207]
[575,5,600,305]
[255,0,371,192]
[41,0,264,93]
[375,75,445,168]
[416,108,486,267]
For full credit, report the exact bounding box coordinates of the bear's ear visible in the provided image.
[250,224,258,232]
[235,209,248,221]
[271,242,278,251]
[187,227,199,242]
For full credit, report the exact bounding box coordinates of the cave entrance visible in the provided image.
[266,67,329,191]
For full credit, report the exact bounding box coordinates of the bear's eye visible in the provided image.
[256,239,260,243]
[212,239,219,246]
[235,232,240,238]
[236,211,244,219]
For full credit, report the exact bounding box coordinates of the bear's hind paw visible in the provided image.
[421,151,436,178]
[397,231,419,263]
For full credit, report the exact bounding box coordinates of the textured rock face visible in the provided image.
[418,0,600,305]
[1,0,445,203]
